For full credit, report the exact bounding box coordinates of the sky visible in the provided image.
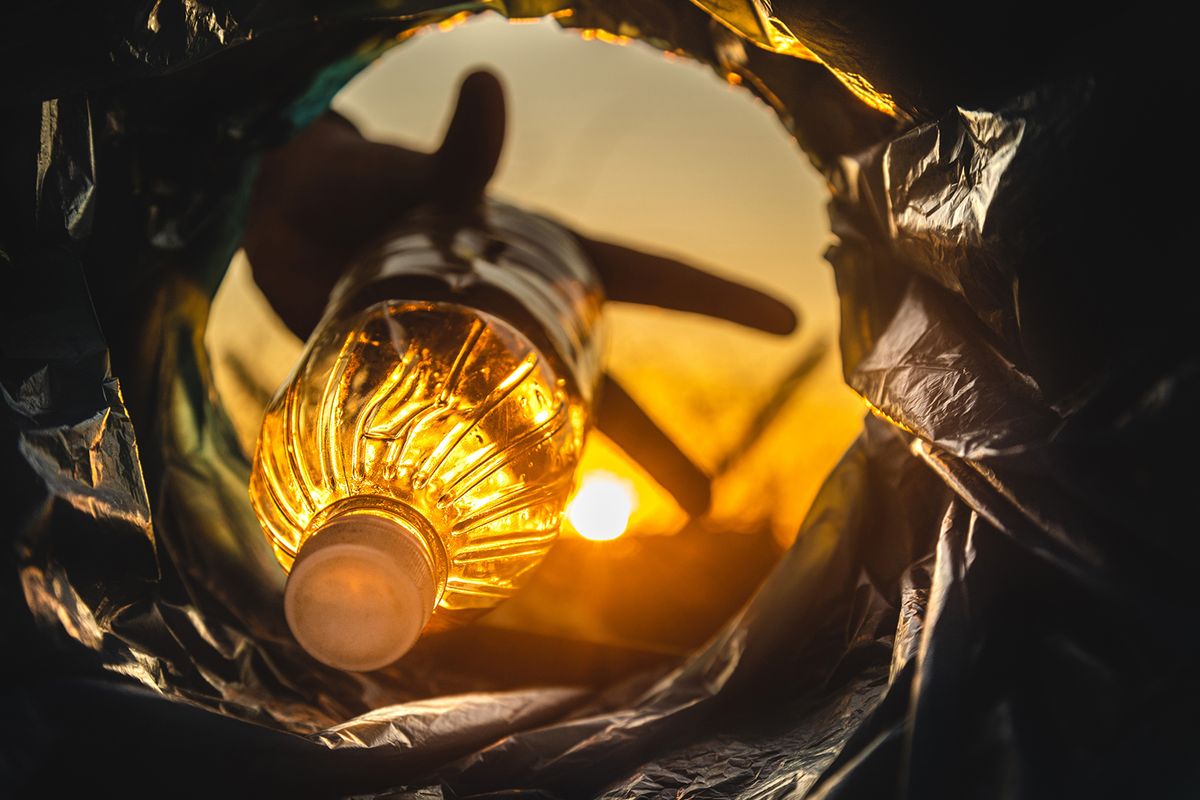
[210,12,864,543]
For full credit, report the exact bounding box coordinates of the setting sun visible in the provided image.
[566,471,636,541]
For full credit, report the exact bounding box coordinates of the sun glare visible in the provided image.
[566,471,635,541]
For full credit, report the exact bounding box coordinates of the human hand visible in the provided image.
[243,70,797,516]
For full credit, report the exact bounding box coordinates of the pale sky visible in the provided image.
[336,13,834,325]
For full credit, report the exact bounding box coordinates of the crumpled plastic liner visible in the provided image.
[3,1,1196,798]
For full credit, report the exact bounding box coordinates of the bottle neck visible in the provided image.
[303,497,449,596]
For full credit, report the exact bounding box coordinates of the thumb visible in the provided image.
[432,69,507,209]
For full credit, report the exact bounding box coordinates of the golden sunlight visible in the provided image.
[566,470,636,541]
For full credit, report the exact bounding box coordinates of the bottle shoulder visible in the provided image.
[324,200,605,404]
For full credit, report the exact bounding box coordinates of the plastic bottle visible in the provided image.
[249,200,603,671]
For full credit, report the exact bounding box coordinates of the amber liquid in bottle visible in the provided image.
[249,201,602,671]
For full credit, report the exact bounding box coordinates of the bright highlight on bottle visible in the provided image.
[566,471,635,541]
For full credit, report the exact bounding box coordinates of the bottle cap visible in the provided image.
[284,514,436,672]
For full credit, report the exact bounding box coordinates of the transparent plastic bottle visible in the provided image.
[249,200,603,671]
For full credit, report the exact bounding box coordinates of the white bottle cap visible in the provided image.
[284,514,436,672]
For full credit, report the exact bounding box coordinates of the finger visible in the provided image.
[577,235,799,335]
[433,69,507,209]
[596,374,712,516]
